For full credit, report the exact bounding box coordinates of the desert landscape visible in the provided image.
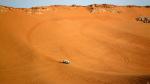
[0,4,150,84]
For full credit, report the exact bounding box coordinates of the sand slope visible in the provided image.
[0,5,150,84]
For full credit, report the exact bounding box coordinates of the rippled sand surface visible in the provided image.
[0,5,150,84]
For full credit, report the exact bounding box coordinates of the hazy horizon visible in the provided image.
[0,0,150,8]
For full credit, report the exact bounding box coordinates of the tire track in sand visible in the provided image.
[79,24,130,66]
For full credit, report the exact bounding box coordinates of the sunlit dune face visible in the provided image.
[0,6,150,84]
[28,18,150,74]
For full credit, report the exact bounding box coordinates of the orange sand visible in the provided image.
[0,5,150,84]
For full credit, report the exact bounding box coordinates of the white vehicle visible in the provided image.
[62,59,70,64]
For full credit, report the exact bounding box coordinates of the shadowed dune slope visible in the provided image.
[0,6,150,84]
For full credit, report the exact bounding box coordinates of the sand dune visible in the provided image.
[0,5,150,84]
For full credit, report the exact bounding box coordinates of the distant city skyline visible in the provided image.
[0,0,150,8]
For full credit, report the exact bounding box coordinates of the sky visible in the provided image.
[0,0,150,8]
